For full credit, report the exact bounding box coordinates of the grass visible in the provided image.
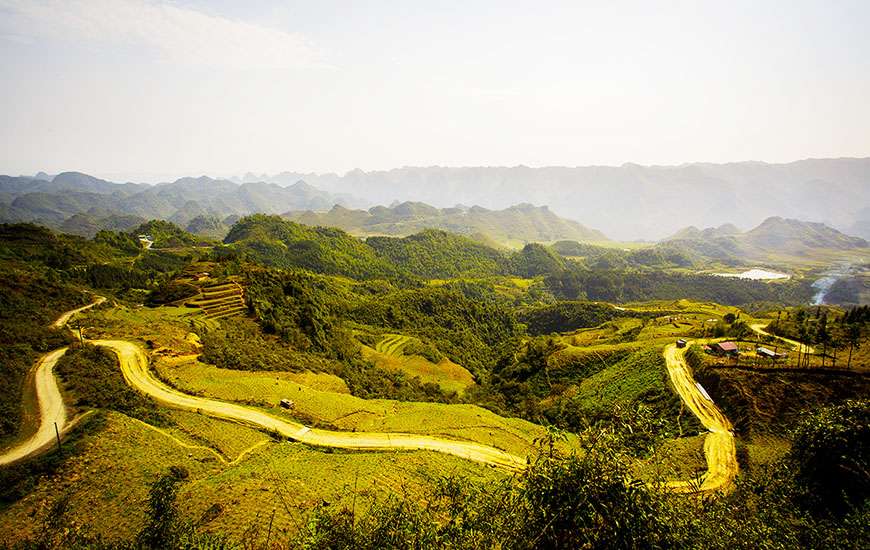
[80,304,206,353]
[154,360,545,457]
[633,434,707,482]
[165,410,272,462]
[0,411,504,544]
[0,412,222,543]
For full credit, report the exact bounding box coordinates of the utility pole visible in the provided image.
[54,422,61,451]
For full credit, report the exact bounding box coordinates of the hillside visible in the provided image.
[366,230,512,278]
[223,214,405,280]
[284,202,607,245]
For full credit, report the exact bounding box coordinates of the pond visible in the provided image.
[711,268,790,281]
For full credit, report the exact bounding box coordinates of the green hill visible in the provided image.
[223,214,405,280]
[366,229,511,278]
[131,220,202,248]
[512,243,566,277]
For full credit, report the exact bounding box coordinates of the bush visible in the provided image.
[788,399,870,516]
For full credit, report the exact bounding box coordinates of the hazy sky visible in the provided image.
[1,0,868,182]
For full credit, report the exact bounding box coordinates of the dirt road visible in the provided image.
[1,297,106,466]
[51,296,106,329]
[0,348,69,466]
[749,323,815,354]
[94,338,528,472]
[662,343,737,492]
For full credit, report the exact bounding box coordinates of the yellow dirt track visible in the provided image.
[93,338,528,472]
[662,343,737,492]
[0,297,105,466]
[749,323,815,354]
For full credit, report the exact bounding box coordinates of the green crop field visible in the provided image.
[155,360,546,457]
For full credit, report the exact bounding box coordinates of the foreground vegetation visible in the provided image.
[4,400,868,549]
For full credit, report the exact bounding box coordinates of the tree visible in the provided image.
[816,312,830,368]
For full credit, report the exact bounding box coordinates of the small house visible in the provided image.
[756,347,787,360]
[676,339,687,348]
[710,341,739,356]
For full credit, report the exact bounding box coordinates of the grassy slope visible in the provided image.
[155,360,542,457]
[0,411,501,543]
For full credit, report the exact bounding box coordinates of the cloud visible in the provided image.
[0,0,323,69]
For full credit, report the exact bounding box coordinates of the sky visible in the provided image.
[1,0,869,182]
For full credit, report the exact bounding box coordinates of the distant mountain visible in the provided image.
[0,172,362,233]
[846,206,870,240]
[59,212,146,238]
[666,223,741,241]
[663,216,867,259]
[185,215,230,240]
[244,158,870,240]
[743,216,867,252]
[283,202,607,245]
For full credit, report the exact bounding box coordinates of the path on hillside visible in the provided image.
[93,338,526,471]
[0,297,104,466]
[749,323,815,354]
[662,343,737,492]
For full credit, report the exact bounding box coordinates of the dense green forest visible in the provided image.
[223,214,406,280]
[366,229,511,278]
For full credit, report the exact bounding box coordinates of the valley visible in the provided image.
[0,211,866,547]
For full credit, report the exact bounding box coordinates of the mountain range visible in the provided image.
[0,172,360,237]
[4,157,870,244]
[0,172,609,244]
[282,202,607,244]
[232,158,870,241]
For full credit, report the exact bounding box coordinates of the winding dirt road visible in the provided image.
[662,343,737,492]
[0,297,105,466]
[94,338,527,471]
[749,323,815,354]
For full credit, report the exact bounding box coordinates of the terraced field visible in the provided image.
[185,282,247,320]
[375,333,412,356]
[366,333,475,393]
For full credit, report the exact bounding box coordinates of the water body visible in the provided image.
[712,268,790,281]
